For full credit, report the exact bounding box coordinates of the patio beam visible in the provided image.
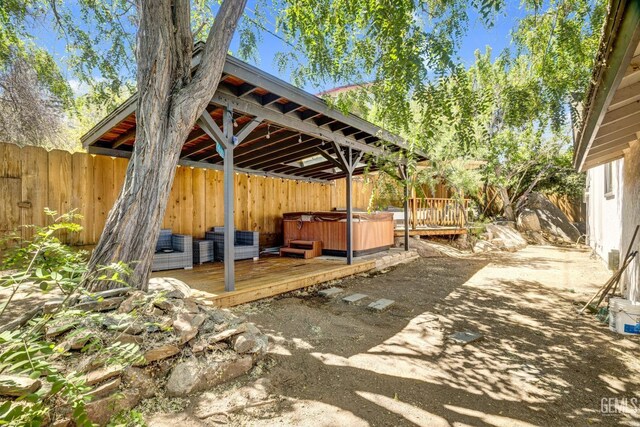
[87,146,330,183]
[210,90,385,156]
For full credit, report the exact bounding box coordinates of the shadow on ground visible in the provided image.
[151,246,640,427]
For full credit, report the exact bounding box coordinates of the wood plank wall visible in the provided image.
[0,142,374,247]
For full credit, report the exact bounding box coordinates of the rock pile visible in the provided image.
[0,281,268,426]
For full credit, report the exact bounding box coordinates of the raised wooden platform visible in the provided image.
[394,227,467,237]
[153,256,375,308]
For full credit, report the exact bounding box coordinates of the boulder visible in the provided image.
[148,277,192,299]
[166,355,254,397]
[517,209,541,232]
[520,193,581,243]
[485,224,527,251]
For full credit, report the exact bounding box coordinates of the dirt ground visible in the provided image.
[146,245,640,427]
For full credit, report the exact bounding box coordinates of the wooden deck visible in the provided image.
[152,256,376,308]
[394,226,467,237]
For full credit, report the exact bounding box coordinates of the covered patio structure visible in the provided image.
[81,46,423,299]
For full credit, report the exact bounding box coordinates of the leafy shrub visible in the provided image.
[0,210,138,426]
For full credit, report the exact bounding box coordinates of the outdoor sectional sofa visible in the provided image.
[152,229,193,271]
[205,227,259,261]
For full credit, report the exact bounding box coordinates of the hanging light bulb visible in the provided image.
[233,119,238,128]
[298,133,302,143]
[266,124,271,139]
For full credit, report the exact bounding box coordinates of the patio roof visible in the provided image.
[81,46,424,183]
[573,0,640,172]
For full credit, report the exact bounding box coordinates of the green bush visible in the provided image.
[0,210,137,426]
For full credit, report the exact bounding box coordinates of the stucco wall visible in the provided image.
[621,141,640,302]
[586,159,624,264]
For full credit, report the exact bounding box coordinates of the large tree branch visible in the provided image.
[173,0,247,130]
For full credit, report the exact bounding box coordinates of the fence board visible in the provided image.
[20,146,48,240]
[0,142,383,247]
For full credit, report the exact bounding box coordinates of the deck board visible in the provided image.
[152,256,376,307]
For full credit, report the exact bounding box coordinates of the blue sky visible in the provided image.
[30,1,529,95]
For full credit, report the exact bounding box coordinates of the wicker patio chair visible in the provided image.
[152,229,193,271]
[205,227,259,261]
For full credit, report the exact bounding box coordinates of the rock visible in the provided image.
[520,192,581,243]
[43,298,65,314]
[232,332,268,355]
[117,290,147,313]
[112,333,144,346]
[138,344,181,365]
[522,230,547,245]
[85,365,124,386]
[173,312,206,344]
[123,367,156,399]
[318,287,343,297]
[102,315,145,335]
[74,296,125,312]
[182,298,200,314]
[473,240,495,253]
[85,390,141,426]
[148,277,192,299]
[153,298,184,313]
[485,224,527,251]
[367,299,395,312]
[87,377,121,398]
[517,208,542,232]
[165,360,203,396]
[206,324,248,344]
[64,329,95,350]
[0,374,41,397]
[342,294,368,304]
[45,319,78,340]
[209,356,254,386]
[448,331,483,345]
[166,356,254,397]
[394,236,445,257]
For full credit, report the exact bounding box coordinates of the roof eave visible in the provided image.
[574,0,640,172]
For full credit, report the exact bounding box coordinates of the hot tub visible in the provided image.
[282,211,394,256]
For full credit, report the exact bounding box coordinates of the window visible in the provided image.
[604,162,614,199]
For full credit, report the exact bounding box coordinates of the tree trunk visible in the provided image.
[84,0,247,292]
[497,187,515,222]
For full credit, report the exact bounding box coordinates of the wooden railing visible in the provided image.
[408,197,469,229]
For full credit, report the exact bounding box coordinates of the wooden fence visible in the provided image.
[0,142,373,247]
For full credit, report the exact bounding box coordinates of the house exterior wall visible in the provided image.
[586,159,623,264]
[586,141,640,302]
[621,141,640,302]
